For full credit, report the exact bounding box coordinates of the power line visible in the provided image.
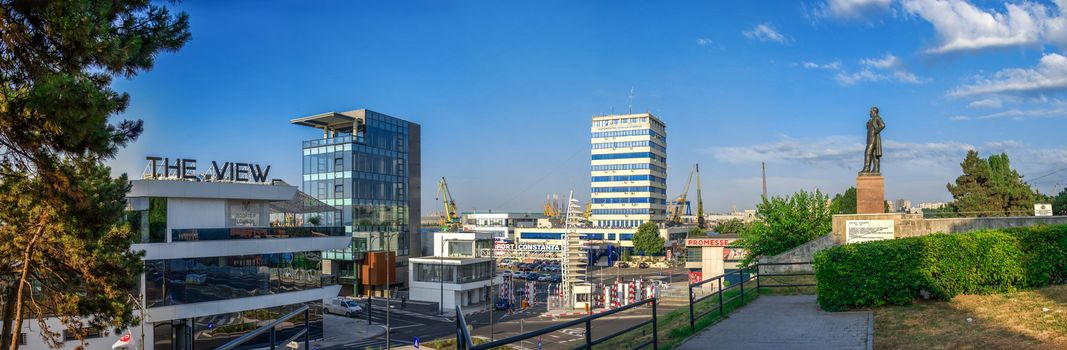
[1028,165,1067,183]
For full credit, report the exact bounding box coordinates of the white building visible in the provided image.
[408,232,497,311]
[21,173,349,350]
[590,113,668,228]
[461,211,543,240]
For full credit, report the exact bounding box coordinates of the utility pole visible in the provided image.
[385,232,391,350]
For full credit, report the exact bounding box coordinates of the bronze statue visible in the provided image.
[861,106,885,174]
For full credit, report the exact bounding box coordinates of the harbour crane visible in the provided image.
[696,164,706,229]
[435,177,461,232]
[668,164,705,227]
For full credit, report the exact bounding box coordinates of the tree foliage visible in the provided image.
[1051,188,1067,216]
[632,222,664,256]
[946,151,1040,217]
[688,226,706,237]
[829,187,857,214]
[738,190,832,265]
[0,1,190,348]
[712,218,747,234]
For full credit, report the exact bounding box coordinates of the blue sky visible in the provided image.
[109,0,1067,214]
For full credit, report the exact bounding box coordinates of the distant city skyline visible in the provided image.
[107,1,1067,215]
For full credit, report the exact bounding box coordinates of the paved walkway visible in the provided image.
[677,295,872,350]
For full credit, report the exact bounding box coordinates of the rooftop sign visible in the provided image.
[144,156,272,183]
[685,238,736,247]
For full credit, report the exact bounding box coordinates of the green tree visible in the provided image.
[632,222,665,256]
[1052,188,1067,216]
[738,189,832,265]
[946,151,1039,217]
[829,187,857,214]
[688,226,706,237]
[713,218,747,234]
[0,2,189,349]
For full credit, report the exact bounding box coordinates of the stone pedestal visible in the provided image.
[856,175,885,214]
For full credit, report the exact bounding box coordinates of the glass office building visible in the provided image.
[292,109,422,295]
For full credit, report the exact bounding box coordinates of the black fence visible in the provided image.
[687,261,814,331]
[216,305,311,350]
[456,298,659,350]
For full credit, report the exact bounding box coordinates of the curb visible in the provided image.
[539,309,607,318]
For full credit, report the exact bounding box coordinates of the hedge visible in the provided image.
[814,224,1067,311]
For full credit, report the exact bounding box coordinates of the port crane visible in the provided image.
[435,177,461,232]
[668,164,705,227]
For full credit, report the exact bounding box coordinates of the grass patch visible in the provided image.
[426,335,514,350]
[875,284,1067,350]
[597,287,760,350]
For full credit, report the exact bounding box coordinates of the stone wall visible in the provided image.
[759,233,836,273]
[831,213,1067,244]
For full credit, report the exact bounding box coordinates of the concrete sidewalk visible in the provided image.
[677,295,872,350]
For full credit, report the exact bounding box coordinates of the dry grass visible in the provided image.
[875,284,1067,350]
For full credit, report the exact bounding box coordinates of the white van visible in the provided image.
[325,297,364,317]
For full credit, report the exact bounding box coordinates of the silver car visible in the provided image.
[325,298,364,317]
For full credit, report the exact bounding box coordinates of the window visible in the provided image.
[520,232,563,240]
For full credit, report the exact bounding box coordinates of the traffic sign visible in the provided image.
[414,336,420,349]
[537,336,542,350]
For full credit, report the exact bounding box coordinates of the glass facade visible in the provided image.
[144,252,322,308]
[303,111,414,262]
[411,261,493,283]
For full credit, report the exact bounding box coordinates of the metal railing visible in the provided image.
[687,262,814,331]
[171,226,346,241]
[456,298,659,350]
[216,305,310,350]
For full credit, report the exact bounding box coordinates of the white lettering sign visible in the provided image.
[846,220,894,243]
[1035,203,1053,217]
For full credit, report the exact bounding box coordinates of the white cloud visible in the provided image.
[800,61,842,70]
[742,23,788,43]
[709,135,973,167]
[950,106,1067,121]
[901,0,1067,54]
[951,52,1067,97]
[835,53,923,85]
[814,0,894,20]
[696,37,713,46]
[968,98,1003,109]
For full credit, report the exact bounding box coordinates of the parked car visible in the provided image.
[616,262,630,268]
[325,297,363,317]
[549,274,562,282]
[494,299,513,310]
[502,270,512,277]
[638,262,650,269]
[513,271,527,279]
[527,272,541,281]
[537,274,552,282]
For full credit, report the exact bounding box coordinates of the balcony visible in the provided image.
[171,226,347,242]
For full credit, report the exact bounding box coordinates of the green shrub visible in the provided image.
[815,224,1067,311]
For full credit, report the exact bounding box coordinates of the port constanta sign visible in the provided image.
[145,156,272,183]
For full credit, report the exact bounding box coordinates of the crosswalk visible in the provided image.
[367,307,452,322]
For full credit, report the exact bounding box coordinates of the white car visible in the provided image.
[325,298,363,317]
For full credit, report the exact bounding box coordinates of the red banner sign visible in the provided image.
[685,238,735,247]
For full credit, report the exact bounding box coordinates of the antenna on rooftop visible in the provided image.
[628,87,635,114]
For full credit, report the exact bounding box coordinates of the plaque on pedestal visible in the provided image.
[856,175,885,214]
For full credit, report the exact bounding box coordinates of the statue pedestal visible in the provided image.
[856,174,885,214]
